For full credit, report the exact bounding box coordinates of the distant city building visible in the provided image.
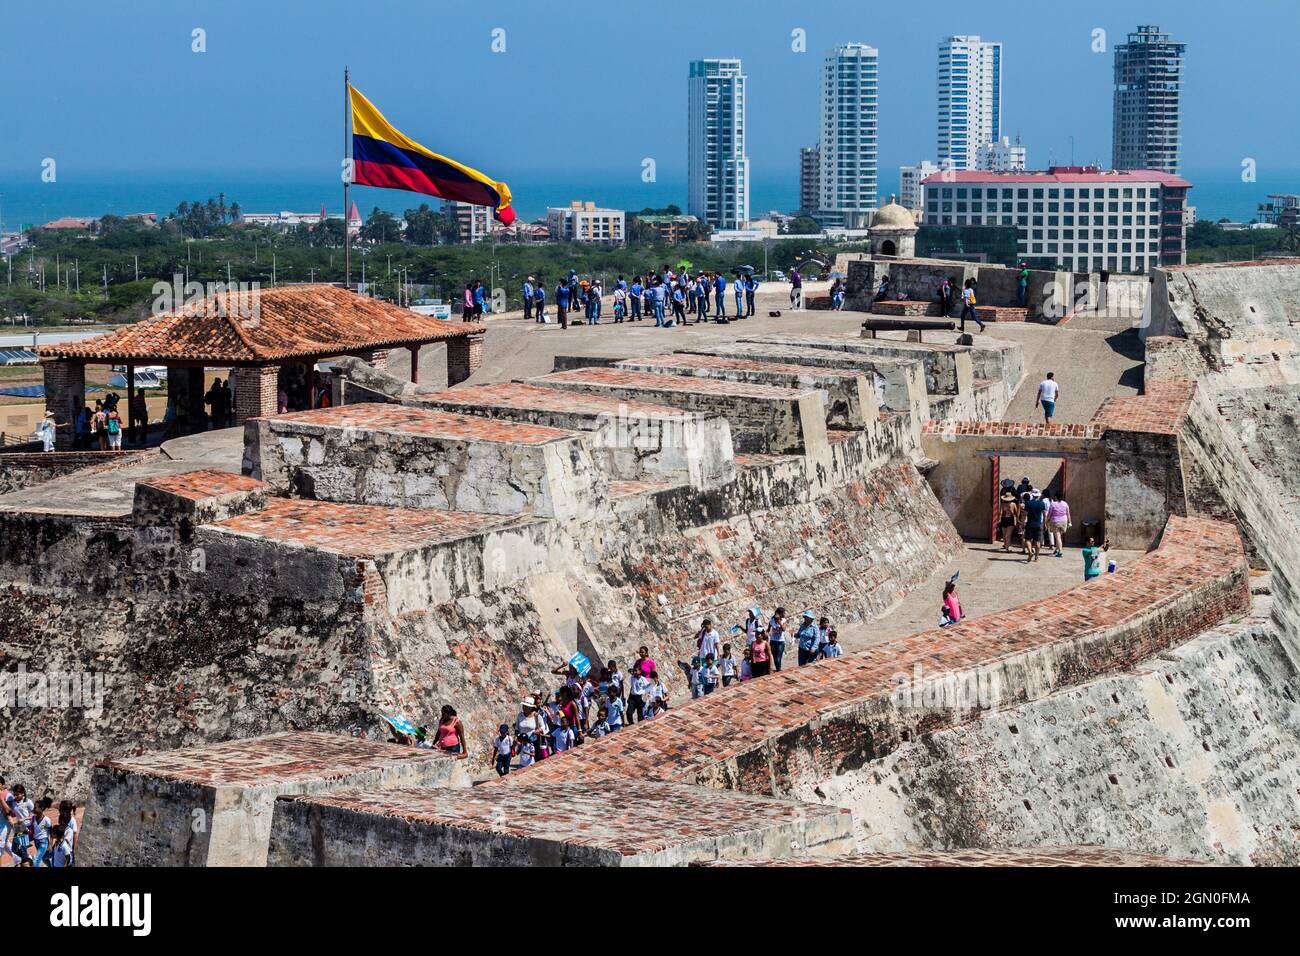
[900,160,940,211]
[921,165,1192,273]
[1184,204,1197,227]
[976,136,1027,172]
[547,201,626,244]
[1258,194,1299,228]
[635,214,701,245]
[442,201,494,244]
[937,35,1002,171]
[40,217,97,231]
[1113,25,1185,174]
[688,59,749,230]
[739,219,780,238]
[799,146,821,216]
[240,210,326,228]
[818,43,879,229]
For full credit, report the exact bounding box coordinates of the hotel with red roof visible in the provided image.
[920,165,1191,273]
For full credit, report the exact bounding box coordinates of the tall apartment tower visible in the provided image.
[1112,25,1185,174]
[937,35,1002,171]
[799,146,821,216]
[687,59,749,230]
[818,43,879,229]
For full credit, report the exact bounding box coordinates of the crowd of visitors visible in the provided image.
[997,477,1074,562]
[0,778,78,868]
[520,267,762,330]
[483,608,841,774]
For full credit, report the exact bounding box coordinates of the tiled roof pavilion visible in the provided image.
[38,284,486,449]
[38,283,483,366]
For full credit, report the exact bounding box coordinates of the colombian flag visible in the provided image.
[349,85,515,225]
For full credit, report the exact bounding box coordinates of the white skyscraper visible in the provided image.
[687,59,749,230]
[937,35,1002,171]
[817,43,879,229]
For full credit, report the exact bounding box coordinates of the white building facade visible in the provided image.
[937,35,1002,171]
[921,166,1192,273]
[817,43,879,229]
[976,136,1027,172]
[688,59,749,230]
[546,201,626,244]
[899,160,940,212]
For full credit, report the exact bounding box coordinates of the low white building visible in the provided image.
[547,201,625,244]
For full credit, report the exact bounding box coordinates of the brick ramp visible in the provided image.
[506,516,1249,795]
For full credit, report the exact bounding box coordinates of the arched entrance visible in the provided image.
[880,239,897,256]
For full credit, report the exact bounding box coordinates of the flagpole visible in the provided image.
[343,65,351,288]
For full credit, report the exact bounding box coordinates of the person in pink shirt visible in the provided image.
[634,645,656,678]
[941,581,963,627]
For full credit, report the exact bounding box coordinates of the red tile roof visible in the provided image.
[38,284,483,365]
[920,167,1192,188]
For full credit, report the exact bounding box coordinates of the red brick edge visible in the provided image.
[506,515,1249,793]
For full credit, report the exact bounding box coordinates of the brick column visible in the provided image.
[356,348,390,372]
[232,366,279,423]
[446,335,483,386]
[41,359,85,450]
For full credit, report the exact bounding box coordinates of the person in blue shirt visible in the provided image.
[672,284,687,325]
[734,274,746,317]
[651,278,666,326]
[522,277,534,321]
[533,281,546,323]
[695,276,709,321]
[629,278,643,321]
[796,611,822,666]
[555,279,571,330]
[472,280,486,318]
[713,273,728,321]
[745,273,758,316]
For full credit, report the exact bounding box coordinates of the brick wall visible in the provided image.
[356,348,390,372]
[233,366,278,422]
[445,335,484,386]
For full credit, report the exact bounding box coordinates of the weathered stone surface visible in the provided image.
[244,403,606,522]
[827,615,1299,865]
[528,367,829,458]
[80,731,466,867]
[267,780,853,867]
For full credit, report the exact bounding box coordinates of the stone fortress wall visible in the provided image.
[11,260,1300,866]
[1,326,1028,802]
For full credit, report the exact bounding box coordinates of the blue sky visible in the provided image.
[0,0,1295,214]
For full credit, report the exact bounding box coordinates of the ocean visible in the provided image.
[0,165,1291,232]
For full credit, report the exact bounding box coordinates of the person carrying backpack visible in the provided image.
[105,406,124,450]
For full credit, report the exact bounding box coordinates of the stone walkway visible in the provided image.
[838,540,1144,652]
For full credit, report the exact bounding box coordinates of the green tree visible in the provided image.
[361,207,401,243]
